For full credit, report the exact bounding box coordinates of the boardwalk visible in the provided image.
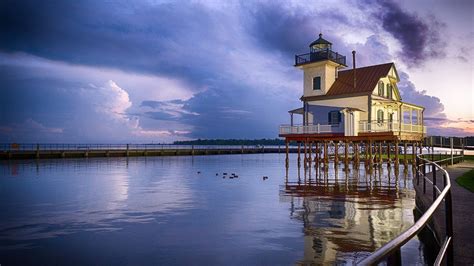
[415,161,474,265]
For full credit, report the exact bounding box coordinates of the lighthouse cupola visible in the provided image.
[309,33,332,53]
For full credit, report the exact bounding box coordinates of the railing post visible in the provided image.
[36,143,40,159]
[445,189,454,265]
[432,163,437,201]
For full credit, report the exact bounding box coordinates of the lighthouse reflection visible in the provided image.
[281,162,416,264]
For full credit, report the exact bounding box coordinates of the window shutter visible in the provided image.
[338,112,342,122]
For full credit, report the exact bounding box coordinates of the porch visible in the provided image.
[279,120,426,136]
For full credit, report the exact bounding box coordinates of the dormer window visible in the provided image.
[313,76,321,90]
[378,81,384,96]
[387,84,393,99]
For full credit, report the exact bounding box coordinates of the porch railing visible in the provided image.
[359,120,426,134]
[279,123,343,135]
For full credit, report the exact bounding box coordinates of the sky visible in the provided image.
[0,0,472,143]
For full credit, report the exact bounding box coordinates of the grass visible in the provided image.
[456,169,474,193]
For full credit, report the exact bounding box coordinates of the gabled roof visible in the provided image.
[326,62,394,96]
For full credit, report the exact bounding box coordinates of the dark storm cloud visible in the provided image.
[246,2,349,57]
[0,0,219,86]
[361,0,446,66]
[0,0,463,141]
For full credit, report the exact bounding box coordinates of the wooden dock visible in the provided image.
[0,144,299,160]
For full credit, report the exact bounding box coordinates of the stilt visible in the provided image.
[404,141,408,166]
[354,142,360,169]
[285,140,289,168]
[323,141,328,168]
[411,142,416,166]
[303,140,308,169]
[308,141,312,168]
[378,142,383,167]
[344,141,349,167]
[334,141,339,167]
[395,140,399,167]
[297,142,301,168]
[387,142,391,166]
[314,142,319,168]
[368,141,373,169]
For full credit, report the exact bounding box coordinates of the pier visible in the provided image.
[0,143,304,160]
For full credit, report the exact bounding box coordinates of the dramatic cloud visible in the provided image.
[361,0,446,66]
[0,0,470,142]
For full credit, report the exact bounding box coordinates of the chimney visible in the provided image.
[352,50,357,89]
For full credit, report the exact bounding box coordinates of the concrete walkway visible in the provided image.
[446,162,474,265]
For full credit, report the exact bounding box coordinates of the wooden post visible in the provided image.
[241,145,244,154]
[285,140,289,168]
[308,141,312,168]
[344,141,349,167]
[315,142,319,168]
[36,144,40,159]
[354,142,359,168]
[324,141,328,167]
[404,141,408,166]
[412,142,416,166]
[304,141,308,169]
[297,142,301,168]
[368,141,373,168]
[395,140,399,166]
[378,142,382,166]
[387,141,391,166]
[126,144,129,157]
[334,141,339,167]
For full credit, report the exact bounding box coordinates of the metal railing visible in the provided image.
[279,123,343,135]
[295,49,346,66]
[358,120,426,134]
[359,153,464,265]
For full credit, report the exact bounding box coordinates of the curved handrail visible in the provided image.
[359,154,460,265]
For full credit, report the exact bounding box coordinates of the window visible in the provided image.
[378,81,384,96]
[328,111,341,125]
[377,110,384,123]
[313,76,321,90]
[387,84,393,99]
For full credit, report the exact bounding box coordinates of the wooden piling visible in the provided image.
[395,140,399,166]
[334,141,339,166]
[297,142,301,168]
[404,141,408,166]
[344,141,349,166]
[303,141,308,169]
[378,142,382,166]
[285,141,289,168]
[387,142,391,166]
[323,141,328,167]
[411,142,416,166]
[308,141,312,168]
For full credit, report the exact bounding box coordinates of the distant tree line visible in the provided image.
[173,138,286,145]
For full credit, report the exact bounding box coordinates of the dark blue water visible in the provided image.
[0,154,427,265]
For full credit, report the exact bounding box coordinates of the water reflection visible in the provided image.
[281,163,417,264]
[0,155,426,265]
[0,158,194,249]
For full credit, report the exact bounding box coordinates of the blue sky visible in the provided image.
[0,0,472,143]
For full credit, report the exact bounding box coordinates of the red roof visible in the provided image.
[327,62,394,96]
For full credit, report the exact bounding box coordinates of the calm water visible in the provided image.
[0,154,429,265]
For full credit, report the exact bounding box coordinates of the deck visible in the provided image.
[279,121,426,141]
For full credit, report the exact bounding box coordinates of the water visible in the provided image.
[0,154,429,265]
